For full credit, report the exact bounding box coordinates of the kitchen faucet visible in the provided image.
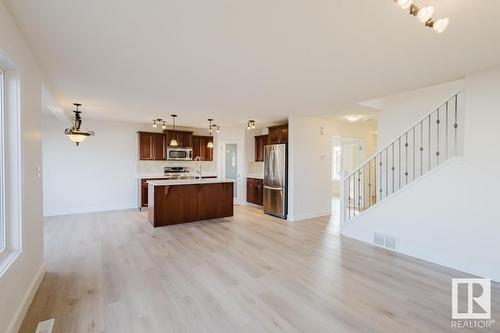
[194,156,202,179]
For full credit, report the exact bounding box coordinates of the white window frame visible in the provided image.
[0,68,5,256]
[0,62,22,276]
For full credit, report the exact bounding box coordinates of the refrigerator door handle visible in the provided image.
[264,185,282,191]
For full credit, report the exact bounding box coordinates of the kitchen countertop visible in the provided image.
[138,173,217,179]
[147,178,234,186]
[247,174,264,179]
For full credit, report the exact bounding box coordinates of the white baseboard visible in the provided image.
[288,210,331,221]
[43,202,138,217]
[7,262,46,333]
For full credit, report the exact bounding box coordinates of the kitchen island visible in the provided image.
[147,178,234,227]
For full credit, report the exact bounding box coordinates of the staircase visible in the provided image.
[343,91,464,222]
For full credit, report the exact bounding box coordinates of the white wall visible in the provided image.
[0,2,48,332]
[42,114,219,216]
[288,116,376,221]
[342,68,500,282]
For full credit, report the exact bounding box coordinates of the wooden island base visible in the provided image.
[148,181,233,227]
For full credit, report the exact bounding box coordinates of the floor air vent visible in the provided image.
[35,319,55,333]
[373,232,398,251]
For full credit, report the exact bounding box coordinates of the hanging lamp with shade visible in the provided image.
[169,114,178,146]
[207,119,214,149]
[64,103,95,146]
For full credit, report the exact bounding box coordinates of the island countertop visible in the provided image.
[147,178,234,186]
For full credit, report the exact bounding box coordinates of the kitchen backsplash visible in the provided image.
[247,161,264,175]
[137,160,217,175]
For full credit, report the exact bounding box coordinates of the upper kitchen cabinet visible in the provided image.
[254,134,268,162]
[138,132,165,160]
[164,130,194,147]
[193,135,214,161]
[268,124,288,144]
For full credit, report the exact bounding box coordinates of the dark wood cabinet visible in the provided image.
[247,177,263,205]
[138,132,165,160]
[149,182,233,227]
[254,135,268,162]
[140,178,165,208]
[268,124,288,144]
[192,135,214,161]
[164,130,193,147]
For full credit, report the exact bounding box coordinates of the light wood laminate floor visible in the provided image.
[20,206,499,333]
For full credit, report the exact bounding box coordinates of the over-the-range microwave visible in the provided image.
[167,147,193,161]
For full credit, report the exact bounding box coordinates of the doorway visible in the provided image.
[331,137,366,231]
[221,139,244,205]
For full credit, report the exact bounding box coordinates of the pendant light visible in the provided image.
[247,120,256,130]
[64,103,95,146]
[207,119,214,149]
[169,114,178,146]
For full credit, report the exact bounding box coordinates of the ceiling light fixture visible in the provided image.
[247,120,256,130]
[396,1,449,33]
[64,103,95,146]
[396,0,413,10]
[431,17,450,34]
[152,118,166,129]
[345,115,363,122]
[207,119,215,149]
[169,114,178,146]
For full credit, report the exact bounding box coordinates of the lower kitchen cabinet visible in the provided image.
[247,177,263,206]
[140,178,165,208]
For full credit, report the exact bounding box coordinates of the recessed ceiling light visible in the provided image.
[345,115,363,122]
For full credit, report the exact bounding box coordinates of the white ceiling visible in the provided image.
[4,0,500,127]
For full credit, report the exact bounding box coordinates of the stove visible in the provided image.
[163,167,194,179]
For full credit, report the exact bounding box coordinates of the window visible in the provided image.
[0,64,21,275]
[332,145,341,181]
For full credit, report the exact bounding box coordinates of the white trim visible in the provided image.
[44,202,138,217]
[6,262,46,333]
[287,210,331,222]
[0,67,5,255]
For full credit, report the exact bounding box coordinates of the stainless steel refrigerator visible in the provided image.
[263,144,287,218]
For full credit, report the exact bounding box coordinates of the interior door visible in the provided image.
[221,140,243,204]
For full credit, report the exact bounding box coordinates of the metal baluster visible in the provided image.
[364,164,368,210]
[413,127,416,181]
[398,137,401,190]
[348,176,351,220]
[420,121,424,176]
[379,154,383,200]
[454,94,458,156]
[352,172,356,216]
[358,170,361,213]
[368,160,371,207]
[391,144,395,194]
[385,149,388,198]
[405,132,408,185]
[436,108,440,165]
[446,101,449,159]
[428,114,431,172]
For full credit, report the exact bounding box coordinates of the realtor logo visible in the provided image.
[452,278,491,320]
